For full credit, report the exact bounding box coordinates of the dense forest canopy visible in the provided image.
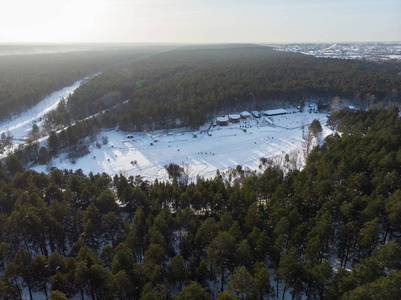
[0,108,400,299]
[42,44,401,131]
[2,43,401,299]
[0,44,175,122]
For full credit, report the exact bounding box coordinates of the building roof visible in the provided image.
[263,109,287,115]
[228,114,241,119]
[216,116,229,122]
[240,111,251,116]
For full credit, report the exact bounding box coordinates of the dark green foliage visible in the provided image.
[47,131,59,156]
[168,254,188,291]
[42,45,401,133]
[38,147,50,165]
[208,232,237,292]
[227,266,254,300]
[175,281,209,300]
[5,155,24,176]
[47,290,70,300]
[342,270,401,300]
[252,262,272,299]
[216,291,237,300]
[44,117,101,163]
[0,108,400,299]
[0,45,172,122]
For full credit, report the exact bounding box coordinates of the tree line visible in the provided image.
[5,116,102,169]
[0,45,173,122]
[0,108,400,299]
[43,45,401,132]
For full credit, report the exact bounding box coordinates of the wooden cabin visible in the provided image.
[228,114,241,123]
[216,116,229,126]
[240,111,251,119]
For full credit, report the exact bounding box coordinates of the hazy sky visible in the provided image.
[2,0,400,43]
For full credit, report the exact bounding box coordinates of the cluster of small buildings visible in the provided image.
[216,109,288,126]
[270,42,401,61]
[216,112,250,126]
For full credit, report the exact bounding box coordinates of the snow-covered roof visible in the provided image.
[240,111,251,116]
[216,116,229,122]
[229,114,241,119]
[263,109,287,116]
[30,109,331,183]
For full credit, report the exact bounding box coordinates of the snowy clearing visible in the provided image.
[0,73,332,183]
[33,107,332,182]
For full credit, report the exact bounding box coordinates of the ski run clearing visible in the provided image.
[31,107,332,182]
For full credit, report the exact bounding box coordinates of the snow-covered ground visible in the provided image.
[0,75,332,182]
[0,77,92,142]
[33,108,332,182]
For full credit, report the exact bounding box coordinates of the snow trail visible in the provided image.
[33,105,332,183]
[0,76,95,141]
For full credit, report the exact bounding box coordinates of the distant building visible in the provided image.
[229,114,241,123]
[216,116,229,126]
[240,111,251,119]
[252,111,261,118]
[262,109,288,116]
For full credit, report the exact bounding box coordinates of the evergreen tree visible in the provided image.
[227,266,254,300]
[168,254,188,291]
[47,131,59,155]
[5,155,24,176]
[175,281,208,300]
[208,232,236,292]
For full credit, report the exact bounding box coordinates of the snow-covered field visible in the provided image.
[0,76,332,182]
[33,109,332,182]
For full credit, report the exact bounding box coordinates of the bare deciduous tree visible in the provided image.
[181,162,192,185]
[289,149,299,170]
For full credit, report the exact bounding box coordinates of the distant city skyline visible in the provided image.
[2,0,400,44]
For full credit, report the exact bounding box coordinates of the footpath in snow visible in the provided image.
[34,108,332,182]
